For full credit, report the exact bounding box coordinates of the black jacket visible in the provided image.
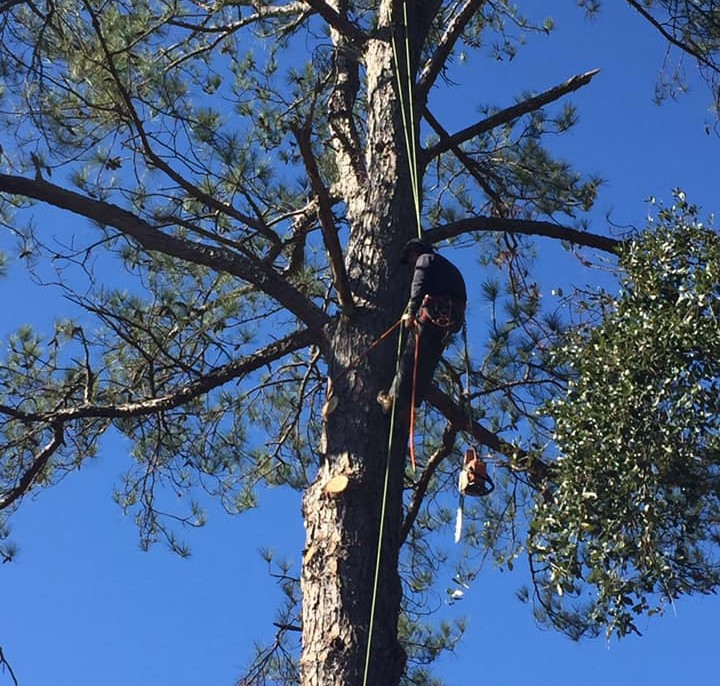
[407,252,467,317]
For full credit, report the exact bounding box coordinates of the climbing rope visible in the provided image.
[362,320,407,686]
[363,2,428,681]
[408,326,421,471]
[391,0,422,238]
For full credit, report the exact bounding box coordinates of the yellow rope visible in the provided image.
[362,4,422,683]
[391,0,422,238]
[362,322,406,686]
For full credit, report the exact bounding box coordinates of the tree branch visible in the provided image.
[0,328,317,426]
[0,174,328,330]
[0,0,27,12]
[425,385,551,488]
[626,0,720,75]
[423,106,506,212]
[83,0,279,245]
[166,1,310,35]
[0,422,64,511]
[326,13,366,189]
[416,0,486,103]
[301,0,366,44]
[0,328,316,510]
[294,125,355,316]
[0,174,329,331]
[424,215,622,254]
[423,69,600,162]
[0,646,18,686]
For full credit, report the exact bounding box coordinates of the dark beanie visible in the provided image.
[400,238,434,264]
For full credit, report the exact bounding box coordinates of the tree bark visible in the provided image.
[300,6,418,683]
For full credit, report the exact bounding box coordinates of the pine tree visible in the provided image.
[0,2,718,685]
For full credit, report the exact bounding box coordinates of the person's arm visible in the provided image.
[407,254,431,316]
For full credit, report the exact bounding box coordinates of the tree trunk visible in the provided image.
[300,14,420,685]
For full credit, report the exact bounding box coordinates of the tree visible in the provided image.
[0,2,717,685]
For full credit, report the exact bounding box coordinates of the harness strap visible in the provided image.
[418,294,465,332]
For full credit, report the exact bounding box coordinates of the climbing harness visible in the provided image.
[417,295,465,333]
[407,294,466,470]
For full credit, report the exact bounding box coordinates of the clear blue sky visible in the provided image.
[2,2,718,685]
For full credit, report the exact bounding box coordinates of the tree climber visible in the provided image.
[377,239,467,413]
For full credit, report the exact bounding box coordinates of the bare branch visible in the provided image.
[626,0,720,75]
[294,126,356,315]
[423,69,601,162]
[0,646,18,686]
[416,0,486,103]
[400,424,456,544]
[0,173,329,330]
[424,215,622,254]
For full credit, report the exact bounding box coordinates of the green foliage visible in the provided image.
[531,193,720,638]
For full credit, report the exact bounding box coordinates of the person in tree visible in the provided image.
[377,239,467,413]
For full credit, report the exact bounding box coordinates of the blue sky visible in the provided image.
[2,2,719,685]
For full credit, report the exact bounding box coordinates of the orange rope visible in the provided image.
[408,326,420,471]
[331,319,403,386]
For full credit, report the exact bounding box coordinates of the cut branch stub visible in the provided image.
[324,474,350,495]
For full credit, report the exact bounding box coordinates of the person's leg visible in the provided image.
[411,325,445,405]
[382,331,417,410]
[378,323,446,412]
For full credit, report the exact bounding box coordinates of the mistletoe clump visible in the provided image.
[530,194,720,639]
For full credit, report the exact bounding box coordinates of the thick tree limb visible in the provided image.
[294,127,356,315]
[0,328,316,510]
[423,69,600,162]
[166,1,310,35]
[326,8,366,190]
[302,0,366,44]
[416,0,486,103]
[424,215,622,254]
[425,385,551,488]
[0,175,329,330]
